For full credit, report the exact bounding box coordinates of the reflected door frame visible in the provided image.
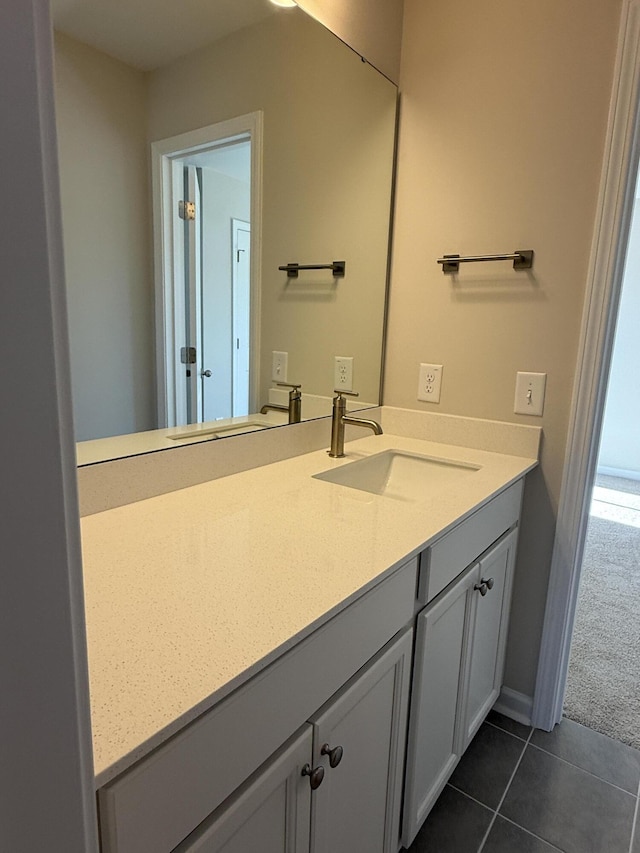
[151,111,263,428]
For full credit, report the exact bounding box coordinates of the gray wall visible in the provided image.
[0,1,97,849]
[55,32,155,441]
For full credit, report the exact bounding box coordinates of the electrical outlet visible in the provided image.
[514,371,546,416]
[417,363,443,403]
[272,351,288,383]
[334,356,354,391]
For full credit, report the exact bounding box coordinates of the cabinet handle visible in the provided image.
[321,743,344,768]
[482,576,495,590]
[301,763,325,789]
[474,582,488,596]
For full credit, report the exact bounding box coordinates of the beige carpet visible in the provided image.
[563,475,640,750]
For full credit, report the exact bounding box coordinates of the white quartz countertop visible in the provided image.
[80,432,537,787]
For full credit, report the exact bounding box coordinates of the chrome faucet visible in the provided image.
[260,382,302,424]
[328,390,383,458]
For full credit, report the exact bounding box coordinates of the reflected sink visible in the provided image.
[166,421,269,441]
[313,449,480,502]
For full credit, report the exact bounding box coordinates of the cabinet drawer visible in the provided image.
[98,557,417,853]
[418,480,522,604]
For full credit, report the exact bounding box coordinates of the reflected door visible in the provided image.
[178,140,252,424]
[232,219,250,418]
[184,165,202,425]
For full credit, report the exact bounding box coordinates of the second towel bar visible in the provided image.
[279,261,346,278]
[437,250,534,274]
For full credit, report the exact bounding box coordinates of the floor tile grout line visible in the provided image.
[476,726,534,852]
[496,814,567,853]
[445,782,497,814]
[505,816,569,853]
[628,775,640,853]
[527,741,640,796]
[484,718,531,742]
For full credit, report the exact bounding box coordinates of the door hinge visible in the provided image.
[178,200,196,221]
[180,346,197,364]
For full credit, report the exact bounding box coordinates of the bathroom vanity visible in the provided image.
[80,426,537,853]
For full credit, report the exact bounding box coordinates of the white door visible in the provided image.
[232,220,251,417]
[184,167,251,424]
[185,165,202,425]
[196,157,251,424]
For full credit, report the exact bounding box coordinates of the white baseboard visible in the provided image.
[493,687,533,727]
[597,465,640,482]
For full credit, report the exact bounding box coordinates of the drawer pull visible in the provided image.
[301,763,325,789]
[474,582,488,596]
[482,576,495,590]
[321,743,344,768]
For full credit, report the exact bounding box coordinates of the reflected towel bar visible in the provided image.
[279,260,346,278]
[436,250,534,274]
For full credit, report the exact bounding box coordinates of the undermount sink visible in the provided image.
[313,449,480,501]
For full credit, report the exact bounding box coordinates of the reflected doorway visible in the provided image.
[151,112,262,429]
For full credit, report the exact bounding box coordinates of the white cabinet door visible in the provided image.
[173,727,312,853]
[401,565,479,848]
[309,629,413,853]
[458,529,518,753]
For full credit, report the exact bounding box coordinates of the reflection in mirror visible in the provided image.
[52,0,397,465]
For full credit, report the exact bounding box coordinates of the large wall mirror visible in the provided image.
[51,0,397,465]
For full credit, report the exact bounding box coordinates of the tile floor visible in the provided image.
[404,712,640,853]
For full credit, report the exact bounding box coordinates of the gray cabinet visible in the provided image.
[459,529,517,753]
[96,480,525,853]
[172,629,412,853]
[309,629,412,853]
[403,520,520,848]
[98,560,416,853]
[402,563,478,843]
[173,728,313,853]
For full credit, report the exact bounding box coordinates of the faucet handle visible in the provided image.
[333,389,359,398]
[277,382,301,391]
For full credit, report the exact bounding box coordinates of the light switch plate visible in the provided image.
[514,371,546,416]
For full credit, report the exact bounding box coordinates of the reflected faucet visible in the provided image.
[328,390,383,458]
[260,382,302,424]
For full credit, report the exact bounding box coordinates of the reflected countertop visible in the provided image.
[80,430,538,787]
[75,410,288,466]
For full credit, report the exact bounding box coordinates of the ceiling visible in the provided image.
[50,0,281,71]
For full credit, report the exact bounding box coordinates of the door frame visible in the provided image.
[532,0,640,729]
[151,111,263,427]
